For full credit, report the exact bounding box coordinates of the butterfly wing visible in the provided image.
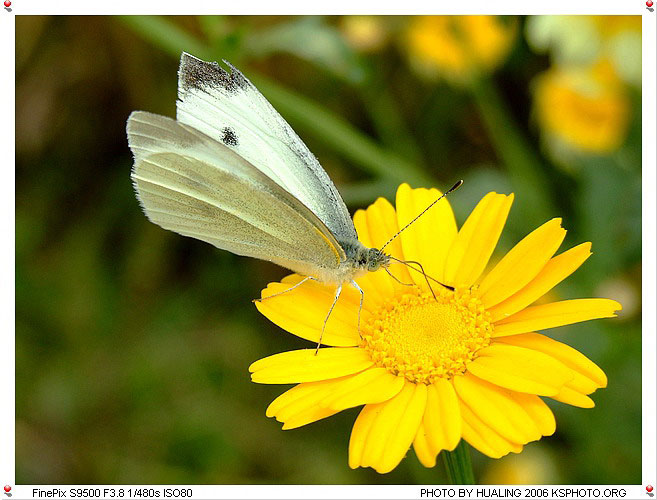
[127,111,345,276]
[176,52,358,244]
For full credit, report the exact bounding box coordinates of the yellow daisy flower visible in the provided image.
[533,60,631,154]
[249,184,621,474]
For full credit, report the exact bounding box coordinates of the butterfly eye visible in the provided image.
[366,249,383,271]
[367,260,381,271]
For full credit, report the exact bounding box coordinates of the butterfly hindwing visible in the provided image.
[127,111,344,274]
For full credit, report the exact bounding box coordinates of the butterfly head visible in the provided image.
[360,247,390,272]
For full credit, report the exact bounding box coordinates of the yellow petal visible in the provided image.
[266,381,316,417]
[266,381,342,429]
[413,421,437,468]
[508,391,556,436]
[249,347,372,384]
[444,193,514,289]
[459,399,523,459]
[496,332,607,390]
[256,276,365,346]
[563,372,600,395]
[466,343,573,396]
[360,197,406,261]
[353,207,376,250]
[358,382,427,473]
[501,332,607,388]
[453,373,541,444]
[478,218,566,308]
[488,243,592,322]
[493,298,622,337]
[500,331,605,399]
[359,382,413,468]
[377,383,427,473]
[349,403,381,469]
[320,367,405,411]
[354,196,413,297]
[551,386,595,408]
[460,417,499,458]
[265,368,402,430]
[395,183,458,285]
[424,379,462,454]
[351,271,392,307]
[281,409,339,430]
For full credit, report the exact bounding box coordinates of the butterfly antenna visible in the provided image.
[379,180,463,253]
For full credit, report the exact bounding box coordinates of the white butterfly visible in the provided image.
[127,52,458,346]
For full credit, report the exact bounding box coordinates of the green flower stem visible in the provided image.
[470,75,555,226]
[442,441,475,485]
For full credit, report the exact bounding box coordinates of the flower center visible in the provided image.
[361,286,493,384]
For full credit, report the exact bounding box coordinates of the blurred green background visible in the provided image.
[15,16,641,484]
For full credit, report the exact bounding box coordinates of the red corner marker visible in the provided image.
[648,1,654,7]
[2,486,10,493]
[647,485,654,493]
[2,1,10,7]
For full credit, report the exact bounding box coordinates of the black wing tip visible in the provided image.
[178,52,248,94]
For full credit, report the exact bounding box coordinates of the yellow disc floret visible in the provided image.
[362,286,493,384]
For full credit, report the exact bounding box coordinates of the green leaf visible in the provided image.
[246,16,366,84]
[118,16,212,60]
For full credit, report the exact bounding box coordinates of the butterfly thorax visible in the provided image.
[304,239,388,285]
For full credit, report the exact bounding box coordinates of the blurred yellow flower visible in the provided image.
[591,15,641,36]
[340,16,388,52]
[406,16,517,83]
[250,184,620,473]
[533,60,631,154]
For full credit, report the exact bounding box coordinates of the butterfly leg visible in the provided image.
[315,284,342,355]
[253,276,317,302]
[350,280,364,340]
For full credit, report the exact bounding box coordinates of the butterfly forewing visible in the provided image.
[175,52,358,244]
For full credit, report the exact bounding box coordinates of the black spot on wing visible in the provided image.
[178,53,248,95]
[221,127,239,146]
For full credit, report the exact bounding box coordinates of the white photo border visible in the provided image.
[2,1,654,496]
